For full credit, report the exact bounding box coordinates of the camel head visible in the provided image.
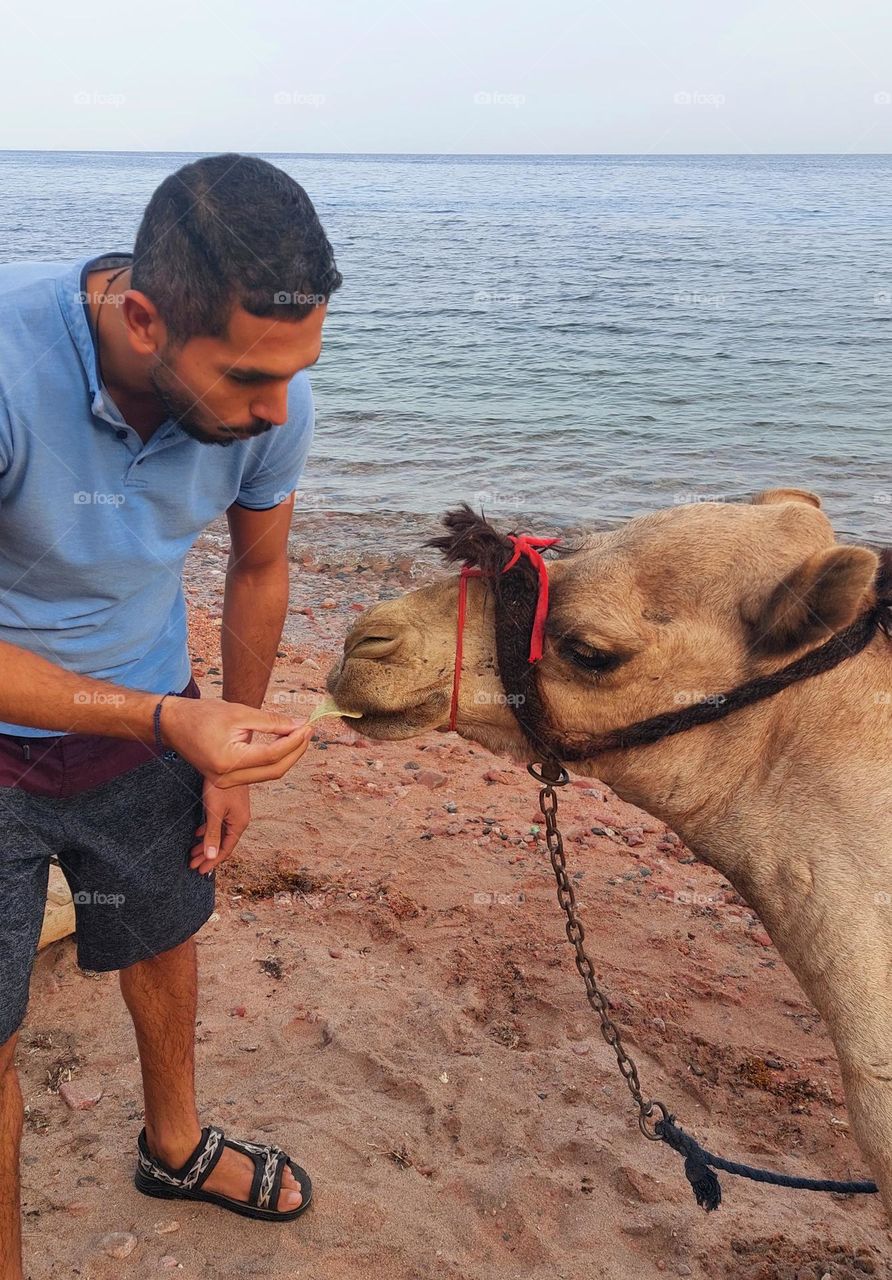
[326,488,888,798]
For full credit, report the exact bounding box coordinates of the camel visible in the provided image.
[325,487,892,1219]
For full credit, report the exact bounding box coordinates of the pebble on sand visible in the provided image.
[415,769,447,789]
[59,1080,103,1110]
[99,1231,137,1259]
[482,769,515,784]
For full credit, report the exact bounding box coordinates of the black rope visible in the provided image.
[655,1115,878,1211]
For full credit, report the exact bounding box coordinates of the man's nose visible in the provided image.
[253,390,289,426]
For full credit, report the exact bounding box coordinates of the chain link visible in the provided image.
[529,762,668,1141]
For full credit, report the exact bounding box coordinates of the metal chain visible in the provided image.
[528,760,669,1140]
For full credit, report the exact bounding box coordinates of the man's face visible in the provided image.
[150,302,327,446]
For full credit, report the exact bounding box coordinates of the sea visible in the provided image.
[1,150,890,547]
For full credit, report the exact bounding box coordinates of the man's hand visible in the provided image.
[159,696,313,787]
[190,778,251,874]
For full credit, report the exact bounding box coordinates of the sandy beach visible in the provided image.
[15,531,892,1280]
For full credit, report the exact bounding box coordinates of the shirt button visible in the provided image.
[115,429,128,440]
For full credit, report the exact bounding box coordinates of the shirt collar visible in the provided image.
[56,251,136,422]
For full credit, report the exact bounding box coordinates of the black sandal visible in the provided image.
[134,1124,312,1221]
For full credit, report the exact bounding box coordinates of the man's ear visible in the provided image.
[750,487,822,509]
[744,545,879,656]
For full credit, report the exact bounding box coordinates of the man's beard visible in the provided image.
[149,360,272,447]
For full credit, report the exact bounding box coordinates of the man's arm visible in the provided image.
[0,630,312,787]
[222,493,297,710]
[0,638,158,741]
[187,494,298,872]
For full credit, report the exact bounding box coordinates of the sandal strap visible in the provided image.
[263,1151,289,1212]
[138,1126,298,1213]
[137,1125,226,1191]
[223,1135,287,1211]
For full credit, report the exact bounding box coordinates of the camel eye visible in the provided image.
[559,639,624,676]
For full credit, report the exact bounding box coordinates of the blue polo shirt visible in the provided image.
[0,251,315,737]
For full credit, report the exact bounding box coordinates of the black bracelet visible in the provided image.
[153,691,175,752]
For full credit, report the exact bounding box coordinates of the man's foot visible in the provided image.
[146,1127,303,1212]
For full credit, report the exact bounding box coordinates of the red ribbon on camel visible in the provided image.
[448,533,561,732]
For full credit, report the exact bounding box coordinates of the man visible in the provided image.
[0,152,342,1276]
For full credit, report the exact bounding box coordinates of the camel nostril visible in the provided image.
[344,630,403,662]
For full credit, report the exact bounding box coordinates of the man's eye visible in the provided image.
[559,640,624,675]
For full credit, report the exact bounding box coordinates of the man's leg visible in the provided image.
[0,1031,23,1280]
[118,935,303,1211]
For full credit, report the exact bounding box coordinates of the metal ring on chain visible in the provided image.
[527,761,570,786]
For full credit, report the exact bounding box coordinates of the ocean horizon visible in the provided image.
[2,149,889,542]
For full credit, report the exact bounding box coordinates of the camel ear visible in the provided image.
[745,545,879,656]
[750,487,822,509]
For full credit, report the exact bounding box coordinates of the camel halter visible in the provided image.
[446,536,892,765]
[447,532,560,732]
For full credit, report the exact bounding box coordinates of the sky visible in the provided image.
[2,0,892,154]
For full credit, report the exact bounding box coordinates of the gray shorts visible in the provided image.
[0,751,216,1045]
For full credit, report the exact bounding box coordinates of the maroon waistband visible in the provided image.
[0,676,201,798]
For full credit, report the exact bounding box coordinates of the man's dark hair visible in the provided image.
[131,152,342,345]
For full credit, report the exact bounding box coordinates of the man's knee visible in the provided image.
[120,935,196,974]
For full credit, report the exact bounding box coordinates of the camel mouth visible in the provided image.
[324,672,450,740]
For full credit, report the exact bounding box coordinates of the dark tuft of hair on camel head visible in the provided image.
[424,503,564,763]
[424,503,515,578]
